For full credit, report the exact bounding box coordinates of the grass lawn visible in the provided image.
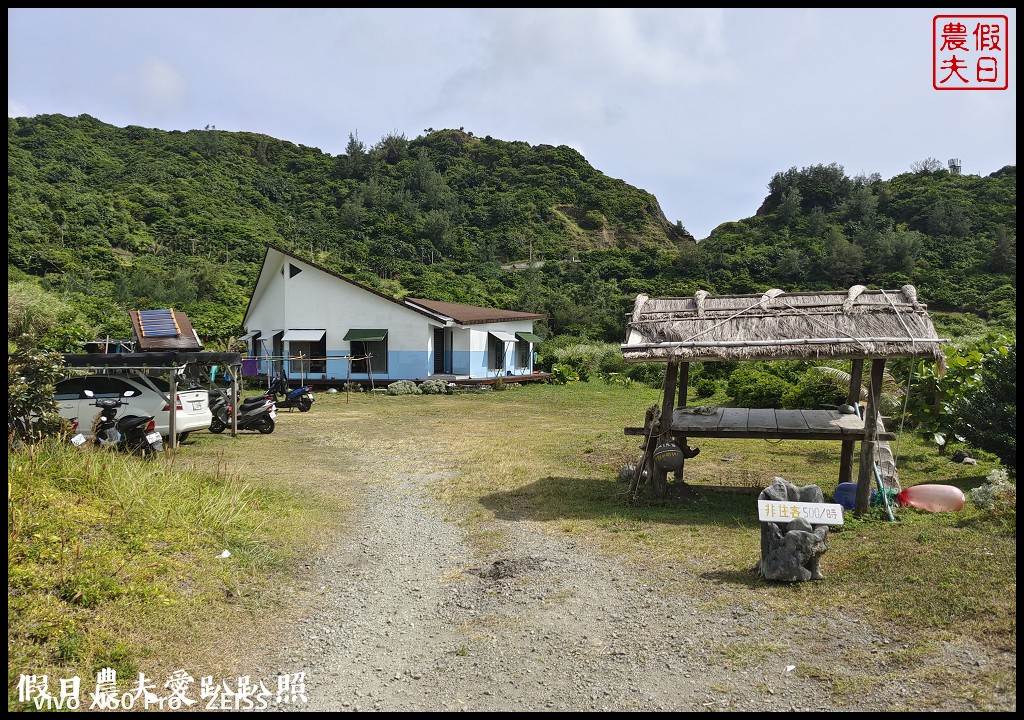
[8,380,1016,710]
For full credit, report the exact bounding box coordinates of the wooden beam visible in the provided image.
[660,361,678,437]
[677,362,689,408]
[674,362,690,490]
[839,359,864,485]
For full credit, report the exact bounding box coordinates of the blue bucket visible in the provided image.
[833,482,874,510]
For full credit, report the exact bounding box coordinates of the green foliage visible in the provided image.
[967,468,1017,514]
[625,363,665,388]
[5,115,1015,354]
[726,367,794,408]
[8,280,65,341]
[780,369,847,410]
[7,343,69,445]
[543,338,622,382]
[7,438,298,702]
[953,341,1015,471]
[691,377,718,400]
[902,333,1014,455]
[548,364,580,385]
[386,379,421,395]
[419,379,450,395]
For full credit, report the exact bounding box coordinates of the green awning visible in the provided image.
[516,332,543,343]
[343,329,388,342]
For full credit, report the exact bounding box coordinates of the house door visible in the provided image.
[433,328,450,374]
[272,333,284,376]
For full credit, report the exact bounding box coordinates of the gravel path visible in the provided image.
[251,453,1015,713]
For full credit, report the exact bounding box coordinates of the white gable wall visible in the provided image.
[245,251,439,381]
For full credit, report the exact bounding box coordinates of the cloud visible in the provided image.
[435,9,729,132]
[116,59,187,121]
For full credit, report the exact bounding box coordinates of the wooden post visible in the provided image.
[838,359,864,486]
[856,359,886,516]
[677,362,689,408]
[660,361,678,437]
[346,357,351,404]
[652,361,679,499]
[673,363,690,492]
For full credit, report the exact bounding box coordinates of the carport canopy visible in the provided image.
[59,351,243,447]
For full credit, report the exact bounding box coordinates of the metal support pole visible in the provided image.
[168,370,178,449]
[227,364,239,436]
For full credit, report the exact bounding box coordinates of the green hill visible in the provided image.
[7,114,1015,349]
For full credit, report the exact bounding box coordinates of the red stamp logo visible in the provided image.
[934,15,1009,90]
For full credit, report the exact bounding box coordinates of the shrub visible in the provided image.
[8,342,70,446]
[691,377,717,400]
[967,468,1017,514]
[626,362,664,388]
[781,369,847,409]
[954,342,1016,472]
[727,367,793,408]
[419,379,448,395]
[386,380,421,395]
[549,364,579,385]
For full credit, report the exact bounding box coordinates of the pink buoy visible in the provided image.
[897,484,965,512]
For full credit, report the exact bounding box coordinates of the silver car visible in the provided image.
[54,373,212,442]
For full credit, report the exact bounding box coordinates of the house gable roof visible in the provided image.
[244,244,547,328]
[404,297,547,325]
[621,285,945,364]
[243,244,439,325]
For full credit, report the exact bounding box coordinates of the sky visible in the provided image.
[7,8,1017,241]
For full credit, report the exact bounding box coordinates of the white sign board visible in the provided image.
[758,500,844,525]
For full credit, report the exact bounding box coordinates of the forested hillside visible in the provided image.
[7,114,1016,350]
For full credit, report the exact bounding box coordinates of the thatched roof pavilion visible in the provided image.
[619,285,946,515]
[621,285,944,364]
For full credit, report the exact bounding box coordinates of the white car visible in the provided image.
[54,373,212,442]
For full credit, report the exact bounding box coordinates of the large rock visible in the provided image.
[757,477,830,582]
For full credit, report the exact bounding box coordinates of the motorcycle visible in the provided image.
[87,390,164,457]
[271,374,314,412]
[208,386,276,434]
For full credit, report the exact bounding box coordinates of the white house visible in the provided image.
[241,245,547,384]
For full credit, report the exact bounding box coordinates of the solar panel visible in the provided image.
[138,309,181,338]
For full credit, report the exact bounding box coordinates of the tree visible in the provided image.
[904,334,1011,456]
[954,342,1016,472]
[985,225,1016,274]
[778,187,802,226]
[8,340,69,446]
[911,157,944,173]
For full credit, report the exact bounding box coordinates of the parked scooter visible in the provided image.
[208,386,276,434]
[87,390,164,457]
[271,373,314,412]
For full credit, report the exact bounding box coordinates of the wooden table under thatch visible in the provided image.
[626,407,895,442]
[619,285,945,513]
